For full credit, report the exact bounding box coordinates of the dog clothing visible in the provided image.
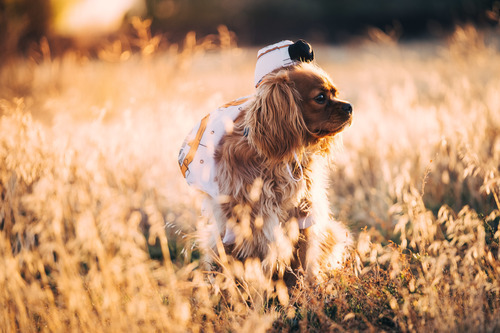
[178,40,316,242]
[178,96,252,198]
[254,40,314,87]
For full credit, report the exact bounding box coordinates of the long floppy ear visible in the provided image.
[245,70,306,162]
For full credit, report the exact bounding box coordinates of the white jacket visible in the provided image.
[178,96,252,198]
[178,96,314,240]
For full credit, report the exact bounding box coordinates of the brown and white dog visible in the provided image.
[202,62,352,282]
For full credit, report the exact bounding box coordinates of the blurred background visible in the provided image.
[1,2,500,331]
[1,0,498,62]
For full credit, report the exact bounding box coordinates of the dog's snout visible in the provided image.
[342,103,353,115]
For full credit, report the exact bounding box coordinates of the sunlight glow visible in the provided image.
[53,0,144,36]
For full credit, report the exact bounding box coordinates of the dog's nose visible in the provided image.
[342,103,353,114]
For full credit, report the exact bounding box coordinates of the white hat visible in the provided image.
[254,40,314,87]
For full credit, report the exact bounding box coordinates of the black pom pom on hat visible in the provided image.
[288,39,314,62]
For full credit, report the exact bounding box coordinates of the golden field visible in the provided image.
[0,25,499,332]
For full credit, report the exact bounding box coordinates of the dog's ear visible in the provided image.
[245,70,306,162]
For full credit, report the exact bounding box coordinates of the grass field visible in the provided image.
[1,25,499,332]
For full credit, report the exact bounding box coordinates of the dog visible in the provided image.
[200,61,352,282]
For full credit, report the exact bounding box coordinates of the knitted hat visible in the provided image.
[254,39,314,87]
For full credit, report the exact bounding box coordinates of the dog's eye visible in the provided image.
[314,93,326,104]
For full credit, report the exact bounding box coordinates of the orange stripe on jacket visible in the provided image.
[180,113,210,177]
[221,97,250,108]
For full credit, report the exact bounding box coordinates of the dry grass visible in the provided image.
[0,25,499,332]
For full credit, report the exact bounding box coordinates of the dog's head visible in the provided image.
[244,62,352,161]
